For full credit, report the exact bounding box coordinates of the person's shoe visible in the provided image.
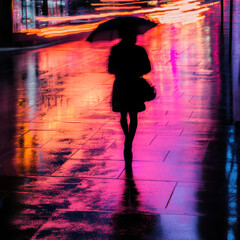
[124,146,133,175]
[125,163,133,178]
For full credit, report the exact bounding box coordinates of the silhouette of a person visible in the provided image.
[108,26,151,167]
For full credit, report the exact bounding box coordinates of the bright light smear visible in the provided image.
[34,11,136,23]
[147,0,215,25]
[101,0,140,2]
[21,20,106,38]
[20,0,219,38]
[92,1,149,6]
[95,6,142,11]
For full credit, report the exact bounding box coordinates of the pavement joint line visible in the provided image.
[19,129,31,135]
[201,137,211,162]
[179,128,184,136]
[188,95,194,103]
[165,181,178,209]
[68,158,125,161]
[48,152,79,175]
[1,174,212,184]
[49,175,124,180]
[188,111,194,120]
[69,149,81,159]
[29,129,57,131]
[48,208,206,217]
[163,150,170,162]
[66,158,175,163]
[67,148,79,159]
[39,137,54,148]
[117,168,125,179]
[84,123,108,142]
[149,134,158,145]
[106,140,116,150]
[28,113,44,122]
[51,209,163,215]
[1,175,215,187]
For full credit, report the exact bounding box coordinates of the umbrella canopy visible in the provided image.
[87,16,157,42]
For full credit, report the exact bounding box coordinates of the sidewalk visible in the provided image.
[0,2,239,240]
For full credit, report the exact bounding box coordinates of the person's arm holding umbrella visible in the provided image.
[136,47,151,78]
[108,47,117,75]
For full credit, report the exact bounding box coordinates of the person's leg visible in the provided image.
[128,111,138,146]
[124,112,138,164]
[120,112,128,136]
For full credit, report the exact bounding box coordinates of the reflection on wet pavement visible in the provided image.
[1,2,240,239]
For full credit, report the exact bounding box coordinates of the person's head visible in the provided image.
[118,25,137,44]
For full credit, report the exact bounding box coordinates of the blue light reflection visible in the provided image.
[225,128,238,240]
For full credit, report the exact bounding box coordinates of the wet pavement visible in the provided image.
[1,2,240,240]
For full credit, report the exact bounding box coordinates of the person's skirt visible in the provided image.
[111,79,145,113]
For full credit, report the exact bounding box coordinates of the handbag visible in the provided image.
[138,78,156,102]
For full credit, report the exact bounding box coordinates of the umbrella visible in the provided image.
[87,16,157,42]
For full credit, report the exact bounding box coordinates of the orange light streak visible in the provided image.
[95,6,141,11]
[34,7,176,27]
[21,20,106,38]
[35,10,138,23]
[100,0,140,2]
[91,1,149,6]
[21,0,219,38]
[35,1,210,24]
